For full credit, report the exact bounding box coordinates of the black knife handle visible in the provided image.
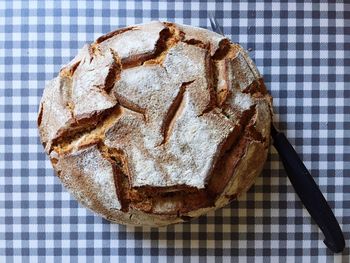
[272,126,345,253]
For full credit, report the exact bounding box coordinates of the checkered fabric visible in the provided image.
[0,0,349,262]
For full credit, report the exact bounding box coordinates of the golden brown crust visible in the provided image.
[38,21,273,226]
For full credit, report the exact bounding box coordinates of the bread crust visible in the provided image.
[38,21,273,226]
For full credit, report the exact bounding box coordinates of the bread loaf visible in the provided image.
[38,21,273,226]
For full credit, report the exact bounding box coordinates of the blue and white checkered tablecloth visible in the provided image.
[0,0,349,262]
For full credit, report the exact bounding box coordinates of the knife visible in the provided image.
[209,14,345,253]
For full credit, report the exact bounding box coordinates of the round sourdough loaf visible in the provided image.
[38,21,273,226]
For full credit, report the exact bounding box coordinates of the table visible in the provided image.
[1,1,349,262]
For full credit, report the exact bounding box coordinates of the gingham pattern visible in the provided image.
[0,0,349,262]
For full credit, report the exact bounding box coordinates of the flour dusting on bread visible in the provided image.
[38,21,272,226]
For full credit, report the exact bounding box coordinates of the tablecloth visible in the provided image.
[0,0,349,262]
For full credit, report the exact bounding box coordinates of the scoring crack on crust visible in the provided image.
[206,105,258,196]
[142,22,184,66]
[244,104,267,144]
[242,78,268,97]
[196,53,218,117]
[61,60,81,77]
[182,38,209,49]
[214,104,266,199]
[51,104,123,155]
[88,44,98,62]
[178,32,239,113]
[211,39,232,60]
[95,27,137,44]
[37,102,44,127]
[51,157,58,165]
[121,23,183,69]
[97,141,131,212]
[246,125,265,143]
[48,44,123,148]
[202,51,218,114]
[104,49,123,93]
[159,80,195,146]
[115,94,147,122]
[80,46,122,94]
[60,58,82,78]
[127,185,214,215]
